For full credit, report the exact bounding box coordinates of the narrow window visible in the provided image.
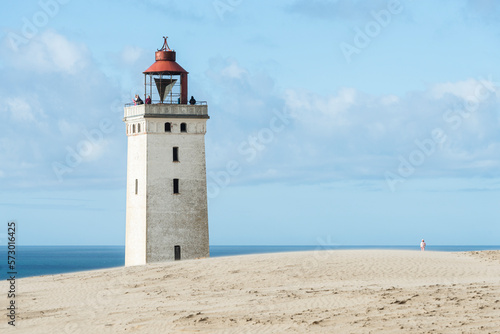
[173,147,179,162]
[173,178,179,194]
[132,124,136,133]
[180,123,187,133]
[135,179,138,195]
[174,245,181,260]
[137,123,141,133]
[164,122,171,132]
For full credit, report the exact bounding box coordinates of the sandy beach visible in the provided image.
[2,250,500,333]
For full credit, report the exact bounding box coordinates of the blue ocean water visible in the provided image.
[1,245,499,280]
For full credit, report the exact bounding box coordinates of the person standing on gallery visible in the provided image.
[420,239,426,251]
[133,94,144,105]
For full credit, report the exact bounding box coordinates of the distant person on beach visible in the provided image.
[133,94,144,105]
[189,96,196,105]
[145,95,151,104]
[420,239,426,251]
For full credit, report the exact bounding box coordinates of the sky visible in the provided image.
[0,0,499,246]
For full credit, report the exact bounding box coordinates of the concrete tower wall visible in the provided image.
[125,124,147,266]
[124,105,209,265]
[145,118,209,262]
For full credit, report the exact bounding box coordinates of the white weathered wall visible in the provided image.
[125,127,147,266]
[124,105,209,265]
[145,118,209,262]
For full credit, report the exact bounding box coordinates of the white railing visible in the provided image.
[124,104,208,118]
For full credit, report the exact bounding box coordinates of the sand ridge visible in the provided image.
[1,250,500,333]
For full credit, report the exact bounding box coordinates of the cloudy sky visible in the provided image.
[1,0,499,246]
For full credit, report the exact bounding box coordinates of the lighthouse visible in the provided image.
[124,37,209,266]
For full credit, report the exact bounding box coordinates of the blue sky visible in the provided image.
[1,0,499,246]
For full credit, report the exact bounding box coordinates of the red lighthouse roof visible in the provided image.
[143,37,188,75]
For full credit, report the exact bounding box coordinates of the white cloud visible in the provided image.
[286,82,500,181]
[380,95,399,105]
[219,59,248,79]
[285,87,356,131]
[0,30,125,190]
[431,78,497,100]
[5,30,89,75]
[79,139,109,163]
[6,98,37,122]
[57,119,80,137]
[206,61,500,186]
[121,46,144,65]
[4,97,48,131]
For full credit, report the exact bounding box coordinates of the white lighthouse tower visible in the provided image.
[124,37,209,266]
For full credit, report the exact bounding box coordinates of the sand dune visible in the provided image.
[2,250,500,333]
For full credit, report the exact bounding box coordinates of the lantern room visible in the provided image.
[143,37,189,104]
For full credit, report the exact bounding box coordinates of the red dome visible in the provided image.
[143,51,188,75]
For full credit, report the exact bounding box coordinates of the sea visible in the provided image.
[1,245,500,280]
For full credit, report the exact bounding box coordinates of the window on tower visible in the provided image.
[173,147,179,162]
[138,123,141,133]
[173,178,179,194]
[135,179,138,195]
[180,123,187,132]
[164,122,171,132]
[132,124,136,133]
[174,245,181,260]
